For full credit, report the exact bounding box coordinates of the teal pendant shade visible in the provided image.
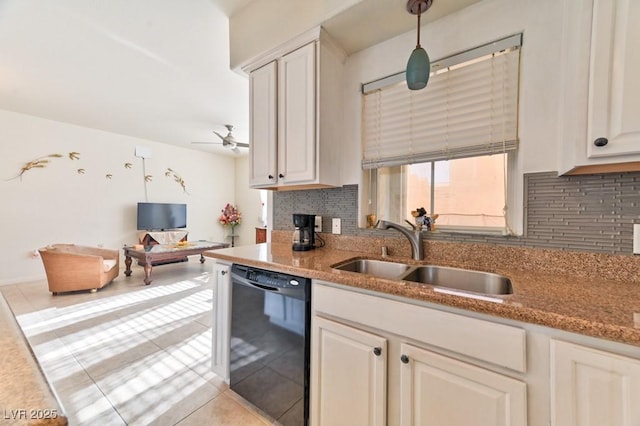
[406,47,431,90]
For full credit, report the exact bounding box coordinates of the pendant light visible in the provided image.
[406,0,433,90]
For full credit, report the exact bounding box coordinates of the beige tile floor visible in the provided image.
[2,260,275,425]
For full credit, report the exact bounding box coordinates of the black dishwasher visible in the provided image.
[230,263,311,426]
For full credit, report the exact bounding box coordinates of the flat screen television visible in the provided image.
[137,202,187,231]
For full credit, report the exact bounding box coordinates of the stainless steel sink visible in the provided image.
[331,258,411,279]
[331,258,513,296]
[401,265,513,295]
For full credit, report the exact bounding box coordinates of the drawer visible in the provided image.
[313,281,526,373]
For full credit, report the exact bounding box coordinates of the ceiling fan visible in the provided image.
[191,124,249,153]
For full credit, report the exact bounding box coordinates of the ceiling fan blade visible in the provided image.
[191,141,223,145]
[228,137,250,147]
[225,135,239,143]
[204,125,248,149]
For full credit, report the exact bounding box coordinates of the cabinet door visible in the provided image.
[278,42,316,185]
[249,61,278,187]
[211,262,231,381]
[551,340,640,426]
[587,0,640,158]
[399,343,526,426]
[311,316,387,426]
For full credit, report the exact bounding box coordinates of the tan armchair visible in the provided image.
[38,244,120,295]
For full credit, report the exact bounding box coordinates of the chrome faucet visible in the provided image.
[376,220,424,261]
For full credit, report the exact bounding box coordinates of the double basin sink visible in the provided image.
[331,258,513,296]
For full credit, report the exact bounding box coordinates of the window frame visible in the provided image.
[369,153,516,236]
[361,34,522,169]
[358,34,524,236]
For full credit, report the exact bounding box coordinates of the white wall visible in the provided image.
[0,109,236,285]
[229,0,360,70]
[341,0,567,186]
[232,0,580,236]
[339,0,575,234]
[233,156,265,246]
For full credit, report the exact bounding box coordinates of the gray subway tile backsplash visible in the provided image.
[273,171,640,255]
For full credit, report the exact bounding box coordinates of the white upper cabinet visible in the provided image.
[246,28,345,190]
[277,42,317,185]
[559,0,640,174]
[249,61,277,187]
[587,0,640,159]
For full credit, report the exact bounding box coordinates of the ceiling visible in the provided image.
[323,0,482,56]
[0,0,251,156]
[0,0,480,157]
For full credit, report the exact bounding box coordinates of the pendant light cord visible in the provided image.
[416,9,422,48]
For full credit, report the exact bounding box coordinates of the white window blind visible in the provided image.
[362,34,521,169]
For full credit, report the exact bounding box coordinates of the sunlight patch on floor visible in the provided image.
[94,349,218,424]
[16,279,202,337]
[2,264,269,425]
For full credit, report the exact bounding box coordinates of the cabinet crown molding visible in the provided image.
[241,26,346,74]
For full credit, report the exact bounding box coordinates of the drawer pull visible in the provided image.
[400,354,409,364]
[594,137,608,147]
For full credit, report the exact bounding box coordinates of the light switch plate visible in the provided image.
[332,218,341,235]
[315,216,322,232]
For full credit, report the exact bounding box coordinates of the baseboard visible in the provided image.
[0,274,47,287]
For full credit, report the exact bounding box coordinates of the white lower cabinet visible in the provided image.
[311,282,528,426]
[211,260,231,381]
[311,316,387,426]
[400,343,527,426]
[551,340,640,426]
[209,272,640,425]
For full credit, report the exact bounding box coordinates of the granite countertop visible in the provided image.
[204,242,640,347]
[0,295,67,425]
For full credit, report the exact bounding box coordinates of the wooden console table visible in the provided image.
[123,241,228,285]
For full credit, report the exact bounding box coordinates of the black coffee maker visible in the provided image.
[292,214,316,251]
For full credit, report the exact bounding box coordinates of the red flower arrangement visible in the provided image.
[219,203,241,227]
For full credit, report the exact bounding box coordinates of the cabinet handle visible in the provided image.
[278,173,285,178]
[373,347,382,356]
[594,137,608,147]
[220,270,227,275]
[268,174,274,180]
[400,354,409,364]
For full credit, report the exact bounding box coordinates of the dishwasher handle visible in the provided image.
[231,273,306,299]
[246,281,279,292]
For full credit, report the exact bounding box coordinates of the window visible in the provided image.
[375,155,508,233]
[362,34,521,235]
